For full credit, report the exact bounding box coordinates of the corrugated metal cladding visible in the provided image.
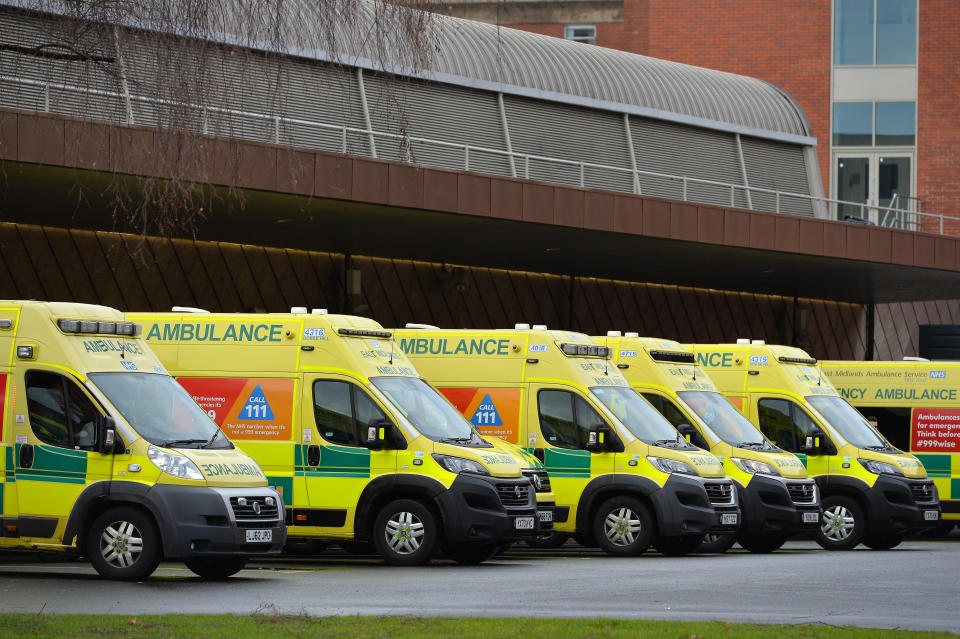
[740,136,813,216]
[1,5,819,219]
[2,221,943,362]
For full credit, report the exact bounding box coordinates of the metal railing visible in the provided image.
[1,73,951,235]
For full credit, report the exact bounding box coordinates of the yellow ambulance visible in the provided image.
[601,334,819,553]
[393,324,740,557]
[821,359,959,535]
[689,340,941,550]
[0,301,284,581]
[131,309,546,566]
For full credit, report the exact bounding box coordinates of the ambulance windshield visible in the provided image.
[372,377,483,444]
[591,387,689,445]
[89,372,231,449]
[806,395,889,450]
[678,391,776,449]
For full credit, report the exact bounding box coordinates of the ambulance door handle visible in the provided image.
[19,444,34,469]
[533,448,545,464]
[307,445,320,466]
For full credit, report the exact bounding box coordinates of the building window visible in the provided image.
[833,101,915,146]
[564,25,596,45]
[834,0,916,65]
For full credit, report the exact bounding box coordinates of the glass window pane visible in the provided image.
[836,156,870,219]
[353,388,389,430]
[313,380,356,445]
[538,390,579,449]
[26,371,71,448]
[833,102,873,146]
[757,398,797,452]
[66,382,100,449]
[834,0,874,64]
[876,0,916,64]
[875,102,915,145]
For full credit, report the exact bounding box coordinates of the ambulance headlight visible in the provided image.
[148,445,204,480]
[858,459,903,476]
[432,454,489,476]
[647,456,697,475]
[731,457,781,476]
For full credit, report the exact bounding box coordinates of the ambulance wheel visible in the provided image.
[862,533,903,550]
[698,532,737,553]
[737,533,788,553]
[447,544,502,565]
[653,534,705,557]
[185,557,247,579]
[525,532,570,549]
[86,507,161,581]
[593,496,654,557]
[816,495,866,550]
[373,499,438,566]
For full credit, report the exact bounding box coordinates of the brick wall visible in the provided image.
[918,1,960,235]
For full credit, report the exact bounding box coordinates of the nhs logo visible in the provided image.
[930,370,946,379]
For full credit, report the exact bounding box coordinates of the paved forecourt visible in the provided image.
[0,540,957,632]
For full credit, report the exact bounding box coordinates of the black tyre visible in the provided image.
[447,544,501,565]
[698,532,737,553]
[653,534,705,557]
[86,506,162,581]
[185,557,247,579]
[592,496,654,557]
[815,495,866,550]
[525,532,570,549]
[862,534,903,550]
[372,499,438,566]
[737,533,788,553]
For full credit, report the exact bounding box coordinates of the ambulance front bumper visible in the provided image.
[866,475,941,535]
[149,485,286,559]
[437,473,539,548]
[652,474,740,537]
[738,475,821,535]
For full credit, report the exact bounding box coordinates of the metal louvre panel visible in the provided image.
[741,136,813,216]
[630,117,748,208]
[0,9,123,123]
[504,95,632,192]
[362,72,510,176]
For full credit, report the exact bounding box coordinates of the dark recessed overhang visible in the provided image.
[2,158,958,305]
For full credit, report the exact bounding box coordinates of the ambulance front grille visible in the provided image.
[910,481,937,505]
[704,481,735,505]
[786,482,817,504]
[522,469,552,493]
[230,496,280,523]
[497,484,531,507]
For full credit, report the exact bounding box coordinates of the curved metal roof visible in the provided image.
[6,0,815,143]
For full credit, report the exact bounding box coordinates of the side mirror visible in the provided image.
[586,423,609,452]
[802,429,825,454]
[676,423,696,443]
[97,415,116,454]
[363,417,395,451]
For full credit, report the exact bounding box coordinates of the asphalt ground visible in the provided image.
[0,539,958,633]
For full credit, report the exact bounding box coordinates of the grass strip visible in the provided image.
[0,615,955,639]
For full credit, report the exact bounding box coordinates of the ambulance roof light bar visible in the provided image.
[312,309,329,315]
[625,332,639,338]
[903,356,930,361]
[752,340,765,345]
[778,356,818,365]
[290,306,308,314]
[338,328,393,339]
[607,330,622,337]
[532,324,548,331]
[172,306,209,313]
[58,319,141,336]
[560,343,611,358]
[515,323,531,330]
[405,323,439,329]
[736,338,751,344]
[649,350,696,364]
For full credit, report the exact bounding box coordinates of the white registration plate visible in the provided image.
[720,513,738,526]
[924,510,939,521]
[245,529,273,543]
[803,512,819,524]
[537,510,553,523]
[514,516,535,530]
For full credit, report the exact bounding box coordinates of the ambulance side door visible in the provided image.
[754,395,832,477]
[302,375,396,535]
[14,366,113,545]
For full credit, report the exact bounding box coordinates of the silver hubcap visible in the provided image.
[821,505,856,541]
[385,511,425,555]
[100,520,144,569]
[604,507,642,547]
[703,533,722,544]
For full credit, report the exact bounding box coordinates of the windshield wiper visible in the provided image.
[440,436,475,444]
[654,438,681,448]
[160,438,208,448]
[203,427,223,448]
[737,441,766,449]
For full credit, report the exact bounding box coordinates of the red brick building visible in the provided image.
[443,0,959,233]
